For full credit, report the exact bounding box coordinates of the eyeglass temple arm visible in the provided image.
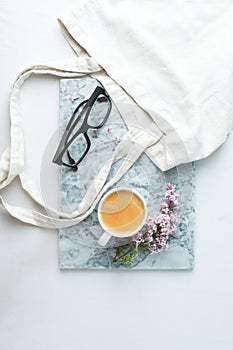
[66,99,87,131]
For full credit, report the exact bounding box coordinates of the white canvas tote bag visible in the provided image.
[0,0,233,228]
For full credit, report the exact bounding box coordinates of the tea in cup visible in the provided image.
[98,187,147,246]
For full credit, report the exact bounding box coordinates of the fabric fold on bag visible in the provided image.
[58,0,233,169]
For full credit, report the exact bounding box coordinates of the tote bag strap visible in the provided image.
[0,57,101,188]
[0,59,162,228]
[0,57,100,227]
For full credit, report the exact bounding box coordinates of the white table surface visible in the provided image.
[0,2,233,349]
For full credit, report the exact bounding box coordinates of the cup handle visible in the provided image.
[98,232,111,247]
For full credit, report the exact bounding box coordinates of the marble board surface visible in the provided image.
[59,77,195,269]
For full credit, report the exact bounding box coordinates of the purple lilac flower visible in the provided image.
[132,183,179,254]
[114,136,121,145]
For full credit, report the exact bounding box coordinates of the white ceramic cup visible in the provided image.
[97,187,147,246]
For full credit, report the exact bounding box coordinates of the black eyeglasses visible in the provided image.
[52,86,112,170]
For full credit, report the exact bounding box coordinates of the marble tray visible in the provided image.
[58,77,195,269]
